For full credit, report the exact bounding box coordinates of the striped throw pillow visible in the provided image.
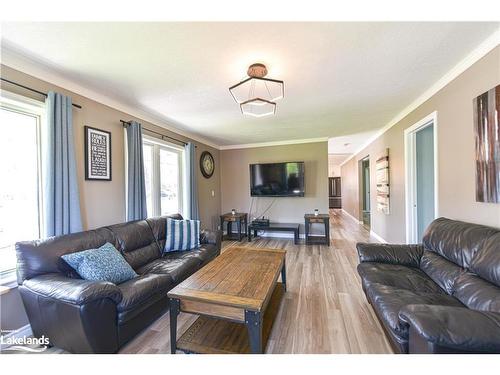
[164,218,200,253]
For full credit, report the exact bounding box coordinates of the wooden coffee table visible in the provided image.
[167,246,286,354]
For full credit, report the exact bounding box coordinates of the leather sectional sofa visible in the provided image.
[15,214,222,354]
[357,217,500,353]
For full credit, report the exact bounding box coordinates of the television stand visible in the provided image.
[247,222,300,245]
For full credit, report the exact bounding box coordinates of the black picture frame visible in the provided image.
[84,126,112,181]
[200,151,215,178]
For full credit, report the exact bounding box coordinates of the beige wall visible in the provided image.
[0,65,221,231]
[341,46,500,243]
[220,142,329,232]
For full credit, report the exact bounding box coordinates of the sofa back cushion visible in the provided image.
[420,251,465,295]
[106,220,161,270]
[146,214,183,250]
[16,227,116,283]
[469,232,500,287]
[422,218,498,269]
[453,272,500,312]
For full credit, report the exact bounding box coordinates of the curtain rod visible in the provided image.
[120,120,194,147]
[0,77,82,109]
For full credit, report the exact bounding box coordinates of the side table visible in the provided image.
[220,212,248,241]
[304,214,330,245]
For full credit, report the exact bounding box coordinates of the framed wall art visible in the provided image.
[474,85,500,203]
[85,126,112,181]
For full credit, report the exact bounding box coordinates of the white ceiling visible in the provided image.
[1,22,499,148]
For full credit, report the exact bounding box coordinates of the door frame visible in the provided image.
[404,111,439,244]
[358,155,371,228]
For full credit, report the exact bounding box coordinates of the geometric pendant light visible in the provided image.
[229,63,284,117]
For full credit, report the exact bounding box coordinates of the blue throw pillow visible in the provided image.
[61,242,137,284]
[164,218,200,253]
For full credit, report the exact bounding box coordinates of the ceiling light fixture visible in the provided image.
[229,63,284,117]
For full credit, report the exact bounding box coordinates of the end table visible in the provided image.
[304,214,330,245]
[220,212,248,241]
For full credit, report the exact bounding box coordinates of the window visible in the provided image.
[0,93,44,274]
[142,136,184,218]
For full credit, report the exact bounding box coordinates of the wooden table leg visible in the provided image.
[169,298,180,354]
[245,310,262,354]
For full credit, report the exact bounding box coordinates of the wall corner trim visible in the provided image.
[219,137,329,150]
[340,27,500,167]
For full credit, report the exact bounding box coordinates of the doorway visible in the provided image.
[405,112,438,243]
[360,156,371,229]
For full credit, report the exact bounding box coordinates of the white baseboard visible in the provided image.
[0,324,33,351]
[341,209,363,224]
[370,230,387,243]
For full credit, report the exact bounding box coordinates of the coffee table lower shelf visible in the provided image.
[176,282,285,354]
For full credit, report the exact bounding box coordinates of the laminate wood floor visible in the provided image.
[119,209,393,354]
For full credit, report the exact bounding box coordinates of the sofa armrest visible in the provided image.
[22,273,123,305]
[399,304,500,353]
[200,229,222,249]
[356,242,423,267]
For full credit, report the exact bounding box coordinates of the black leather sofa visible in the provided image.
[15,214,222,353]
[357,217,500,354]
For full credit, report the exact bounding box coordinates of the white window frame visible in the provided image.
[404,111,439,244]
[142,135,184,218]
[0,91,45,283]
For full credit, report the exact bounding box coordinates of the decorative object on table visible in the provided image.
[231,208,236,215]
[229,63,284,117]
[474,84,500,203]
[304,213,330,246]
[314,209,319,216]
[199,150,215,178]
[164,218,201,252]
[85,126,112,181]
[376,148,390,214]
[220,212,248,241]
[61,242,137,284]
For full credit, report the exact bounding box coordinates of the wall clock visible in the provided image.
[200,151,215,178]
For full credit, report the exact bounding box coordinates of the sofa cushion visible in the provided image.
[419,251,465,295]
[368,283,463,339]
[164,218,200,253]
[357,262,443,294]
[146,214,183,251]
[106,220,161,270]
[470,232,500,287]
[453,272,500,312]
[136,255,201,283]
[422,217,498,269]
[61,242,137,284]
[117,273,173,323]
[186,244,219,264]
[16,227,116,283]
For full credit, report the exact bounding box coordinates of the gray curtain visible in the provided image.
[126,121,147,221]
[44,91,82,237]
[185,142,199,220]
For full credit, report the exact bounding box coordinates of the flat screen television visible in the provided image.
[249,161,305,197]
